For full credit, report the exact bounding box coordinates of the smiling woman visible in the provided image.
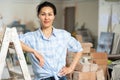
[19,1,83,80]
[38,6,55,38]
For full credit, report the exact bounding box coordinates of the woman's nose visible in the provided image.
[45,15,49,19]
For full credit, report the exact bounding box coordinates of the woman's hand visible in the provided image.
[58,66,74,76]
[58,52,82,76]
[33,51,45,67]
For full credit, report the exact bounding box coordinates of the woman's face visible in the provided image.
[38,6,55,28]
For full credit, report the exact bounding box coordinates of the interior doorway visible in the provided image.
[64,7,75,33]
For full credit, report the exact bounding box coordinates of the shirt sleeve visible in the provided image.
[19,32,33,48]
[67,32,83,52]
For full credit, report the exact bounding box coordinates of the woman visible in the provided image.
[19,1,83,80]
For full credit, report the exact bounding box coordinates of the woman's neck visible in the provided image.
[41,27,53,38]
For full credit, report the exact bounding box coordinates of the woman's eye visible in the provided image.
[41,14,45,16]
[48,14,53,16]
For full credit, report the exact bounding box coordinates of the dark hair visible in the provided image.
[37,1,57,16]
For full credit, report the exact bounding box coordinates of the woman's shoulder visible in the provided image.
[20,29,39,38]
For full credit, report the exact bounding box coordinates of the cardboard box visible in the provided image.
[73,71,96,80]
[90,52,108,59]
[96,69,105,80]
[81,43,93,53]
[66,52,108,80]
[90,52,108,80]
[66,73,73,80]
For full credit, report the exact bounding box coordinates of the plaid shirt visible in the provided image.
[19,27,83,80]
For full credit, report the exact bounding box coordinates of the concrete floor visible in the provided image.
[1,65,34,80]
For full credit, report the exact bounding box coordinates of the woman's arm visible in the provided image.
[69,52,83,70]
[20,41,36,53]
[59,51,83,76]
[20,41,44,67]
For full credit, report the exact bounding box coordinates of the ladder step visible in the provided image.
[9,68,23,76]
[1,65,34,80]
[9,65,34,76]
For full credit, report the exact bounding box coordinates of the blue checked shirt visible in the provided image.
[19,27,83,80]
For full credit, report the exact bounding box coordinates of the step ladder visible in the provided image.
[0,27,31,80]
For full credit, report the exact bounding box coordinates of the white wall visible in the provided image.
[0,1,39,30]
[0,0,63,30]
[75,1,98,38]
[0,0,99,35]
[62,0,98,46]
[98,0,120,37]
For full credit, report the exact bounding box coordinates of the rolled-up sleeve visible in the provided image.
[67,33,83,52]
[19,33,33,47]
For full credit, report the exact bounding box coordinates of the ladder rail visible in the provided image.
[0,28,10,79]
[0,27,31,80]
[12,28,31,80]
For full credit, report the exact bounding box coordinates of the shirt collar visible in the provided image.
[39,27,57,36]
[52,27,57,37]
